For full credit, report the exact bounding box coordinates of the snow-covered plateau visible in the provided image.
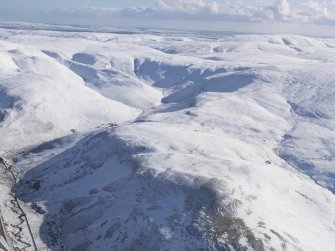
[0,23,335,251]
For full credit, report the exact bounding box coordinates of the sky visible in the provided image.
[0,0,155,9]
[1,0,335,37]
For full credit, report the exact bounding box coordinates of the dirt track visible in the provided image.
[0,157,36,251]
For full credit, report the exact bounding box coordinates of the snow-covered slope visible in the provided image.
[0,40,142,154]
[0,24,335,251]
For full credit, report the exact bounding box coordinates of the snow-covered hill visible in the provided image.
[0,39,141,155]
[0,24,335,251]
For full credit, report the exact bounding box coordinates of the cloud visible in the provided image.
[4,0,333,25]
[153,0,222,13]
[114,0,335,25]
[1,0,335,37]
[266,0,292,20]
[298,1,332,22]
